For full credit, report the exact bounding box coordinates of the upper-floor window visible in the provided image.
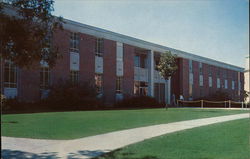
[95,74,103,93]
[224,79,228,89]
[217,78,221,88]
[232,80,235,90]
[116,76,122,94]
[4,62,17,88]
[217,69,220,77]
[199,75,203,86]
[134,54,147,68]
[70,70,79,85]
[40,67,50,89]
[95,38,104,57]
[199,62,203,74]
[209,76,212,87]
[70,32,79,52]
[189,60,193,73]
[208,66,212,76]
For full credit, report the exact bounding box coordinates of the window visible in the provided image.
[95,74,103,93]
[40,67,50,89]
[70,32,79,52]
[154,58,160,70]
[4,62,17,88]
[134,81,148,96]
[134,54,147,68]
[199,75,203,86]
[208,66,212,76]
[134,55,140,67]
[189,60,193,73]
[199,62,203,74]
[209,76,212,87]
[225,79,228,89]
[232,81,235,90]
[70,71,79,85]
[95,38,104,57]
[217,78,220,88]
[140,55,147,68]
[116,76,122,93]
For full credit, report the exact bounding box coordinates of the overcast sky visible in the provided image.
[53,0,249,68]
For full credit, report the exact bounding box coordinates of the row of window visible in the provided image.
[189,60,239,79]
[70,32,104,57]
[199,75,237,90]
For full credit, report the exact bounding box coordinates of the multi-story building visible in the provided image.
[0,18,245,105]
[244,56,249,103]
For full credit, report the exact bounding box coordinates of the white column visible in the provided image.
[167,77,171,104]
[148,50,154,97]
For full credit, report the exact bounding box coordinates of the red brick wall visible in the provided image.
[50,29,70,83]
[103,39,116,105]
[123,44,135,97]
[79,33,95,84]
[177,57,244,101]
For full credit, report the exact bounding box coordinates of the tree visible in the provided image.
[157,51,178,109]
[157,51,178,80]
[0,0,63,68]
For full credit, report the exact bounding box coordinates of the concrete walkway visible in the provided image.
[2,113,249,159]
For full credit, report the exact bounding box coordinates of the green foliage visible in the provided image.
[0,0,63,68]
[157,51,178,80]
[45,80,100,109]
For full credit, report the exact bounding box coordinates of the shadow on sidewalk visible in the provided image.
[2,149,59,159]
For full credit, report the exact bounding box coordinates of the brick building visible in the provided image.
[0,18,245,105]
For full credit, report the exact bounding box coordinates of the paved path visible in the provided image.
[2,113,249,159]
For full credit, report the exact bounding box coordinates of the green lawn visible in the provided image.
[1,108,249,139]
[97,118,250,159]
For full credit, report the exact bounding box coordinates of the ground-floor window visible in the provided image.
[134,81,148,96]
[95,74,103,93]
[40,67,50,89]
[116,76,122,94]
[4,61,17,88]
[154,83,165,103]
[70,70,79,85]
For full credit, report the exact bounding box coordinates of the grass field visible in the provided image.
[97,118,250,159]
[2,108,249,139]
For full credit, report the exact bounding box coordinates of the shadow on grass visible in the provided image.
[68,150,108,159]
[93,149,160,159]
[2,149,58,159]
[1,121,18,124]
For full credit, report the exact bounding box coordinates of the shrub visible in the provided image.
[115,96,164,108]
[44,80,101,110]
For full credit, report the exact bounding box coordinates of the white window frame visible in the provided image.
[95,74,103,93]
[70,70,79,85]
[4,62,17,88]
[95,38,104,57]
[70,32,79,53]
[40,67,50,89]
[116,76,123,94]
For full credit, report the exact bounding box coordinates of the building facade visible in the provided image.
[0,18,245,105]
[244,56,249,103]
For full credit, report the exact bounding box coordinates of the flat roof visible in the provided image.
[64,18,244,72]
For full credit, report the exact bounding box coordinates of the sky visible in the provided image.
[53,0,249,68]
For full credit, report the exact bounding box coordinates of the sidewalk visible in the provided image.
[2,113,249,159]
